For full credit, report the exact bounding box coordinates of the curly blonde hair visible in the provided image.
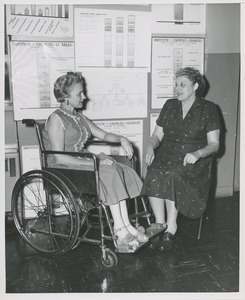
[53,72,83,102]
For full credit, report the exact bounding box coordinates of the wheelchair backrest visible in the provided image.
[35,121,46,153]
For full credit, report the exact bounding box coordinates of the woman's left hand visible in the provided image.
[183,151,201,166]
[121,137,133,159]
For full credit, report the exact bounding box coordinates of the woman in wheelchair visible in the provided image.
[42,72,149,248]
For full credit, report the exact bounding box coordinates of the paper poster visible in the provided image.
[152,4,206,35]
[87,119,143,174]
[75,8,151,69]
[151,37,204,109]
[10,41,75,120]
[21,145,41,174]
[81,68,147,119]
[6,4,73,38]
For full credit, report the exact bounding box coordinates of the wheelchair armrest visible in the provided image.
[86,140,121,146]
[86,140,136,168]
[22,119,35,126]
[43,150,99,171]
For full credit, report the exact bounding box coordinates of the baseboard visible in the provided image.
[215,186,234,198]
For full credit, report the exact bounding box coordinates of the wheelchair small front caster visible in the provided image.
[101,248,118,268]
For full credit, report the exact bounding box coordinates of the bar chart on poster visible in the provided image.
[6,4,73,37]
[151,3,206,35]
[74,8,151,69]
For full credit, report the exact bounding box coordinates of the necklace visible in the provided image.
[60,106,76,116]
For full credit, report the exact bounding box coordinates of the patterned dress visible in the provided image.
[42,108,143,206]
[141,97,221,218]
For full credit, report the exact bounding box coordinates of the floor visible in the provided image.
[5,192,239,294]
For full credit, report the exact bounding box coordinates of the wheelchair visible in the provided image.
[11,119,166,268]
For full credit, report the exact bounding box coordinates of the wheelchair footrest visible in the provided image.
[116,244,138,253]
[146,224,167,239]
[116,224,166,253]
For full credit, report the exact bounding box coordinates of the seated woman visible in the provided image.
[141,67,221,251]
[42,72,148,248]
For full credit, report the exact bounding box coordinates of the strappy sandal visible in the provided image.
[113,227,139,247]
[134,231,149,243]
[136,225,146,234]
[126,224,149,243]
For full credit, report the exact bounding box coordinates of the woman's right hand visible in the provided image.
[145,145,155,166]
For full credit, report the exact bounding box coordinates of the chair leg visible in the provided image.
[134,197,139,228]
[197,215,203,240]
[130,196,151,227]
[140,196,151,226]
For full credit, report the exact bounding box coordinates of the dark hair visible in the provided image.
[175,67,205,96]
[53,72,83,102]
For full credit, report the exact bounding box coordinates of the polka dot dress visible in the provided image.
[141,98,221,218]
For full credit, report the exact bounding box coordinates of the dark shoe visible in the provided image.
[158,232,175,251]
[149,235,161,249]
[149,223,168,249]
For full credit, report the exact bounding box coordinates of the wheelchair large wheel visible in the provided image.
[12,169,80,255]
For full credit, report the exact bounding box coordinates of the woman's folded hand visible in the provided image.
[183,151,201,166]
